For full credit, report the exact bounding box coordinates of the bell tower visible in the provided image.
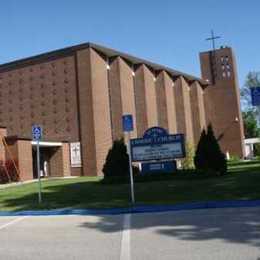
[200,46,245,157]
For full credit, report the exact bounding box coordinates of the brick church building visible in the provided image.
[0,43,244,180]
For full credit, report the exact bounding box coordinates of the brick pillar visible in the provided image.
[76,49,97,176]
[109,57,124,140]
[143,65,158,128]
[164,72,177,134]
[155,72,168,130]
[155,71,177,133]
[77,48,113,176]
[17,140,33,181]
[174,76,194,144]
[134,65,148,137]
[190,81,207,145]
[89,49,113,176]
[118,57,137,139]
[5,138,33,181]
[134,64,158,136]
[109,57,138,141]
[61,143,71,177]
[49,144,71,177]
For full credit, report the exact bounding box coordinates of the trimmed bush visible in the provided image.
[228,155,240,163]
[194,124,227,175]
[182,142,195,169]
[194,129,208,170]
[254,143,260,157]
[102,139,130,178]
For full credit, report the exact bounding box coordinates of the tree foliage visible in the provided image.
[102,139,129,178]
[242,110,260,138]
[182,142,195,169]
[194,125,227,175]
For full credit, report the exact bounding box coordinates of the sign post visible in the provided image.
[32,125,43,204]
[122,114,135,204]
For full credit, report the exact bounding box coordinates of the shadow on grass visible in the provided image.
[1,160,260,212]
[0,180,131,211]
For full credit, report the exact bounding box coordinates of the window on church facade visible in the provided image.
[220,55,232,79]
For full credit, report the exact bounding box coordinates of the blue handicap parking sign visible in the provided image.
[32,125,42,140]
[251,87,260,106]
[122,114,133,132]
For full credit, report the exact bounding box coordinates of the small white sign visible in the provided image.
[70,142,82,167]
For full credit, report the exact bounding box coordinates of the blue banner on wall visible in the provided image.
[141,161,177,175]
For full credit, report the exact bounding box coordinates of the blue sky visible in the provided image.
[0,0,259,87]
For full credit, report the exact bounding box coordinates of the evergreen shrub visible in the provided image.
[102,138,130,179]
[194,124,227,175]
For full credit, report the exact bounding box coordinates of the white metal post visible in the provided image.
[36,140,42,203]
[126,132,135,204]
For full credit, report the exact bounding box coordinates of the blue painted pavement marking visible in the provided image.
[1,199,260,216]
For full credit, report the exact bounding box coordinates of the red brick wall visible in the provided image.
[200,47,244,157]
[0,56,79,142]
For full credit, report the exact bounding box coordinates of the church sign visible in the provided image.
[70,142,82,167]
[130,127,185,162]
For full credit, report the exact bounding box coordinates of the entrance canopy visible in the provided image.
[31,141,62,147]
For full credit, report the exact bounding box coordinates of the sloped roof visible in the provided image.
[0,42,208,86]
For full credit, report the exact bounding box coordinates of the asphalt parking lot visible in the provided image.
[0,207,260,260]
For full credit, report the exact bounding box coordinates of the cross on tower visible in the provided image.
[206,30,221,51]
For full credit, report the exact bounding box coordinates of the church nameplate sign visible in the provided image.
[130,127,185,162]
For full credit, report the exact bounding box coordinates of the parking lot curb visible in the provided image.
[1,199,260,216]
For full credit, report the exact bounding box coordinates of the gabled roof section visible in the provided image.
[0,42,208,86]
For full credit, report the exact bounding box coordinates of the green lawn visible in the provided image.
[1,160,260,211]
